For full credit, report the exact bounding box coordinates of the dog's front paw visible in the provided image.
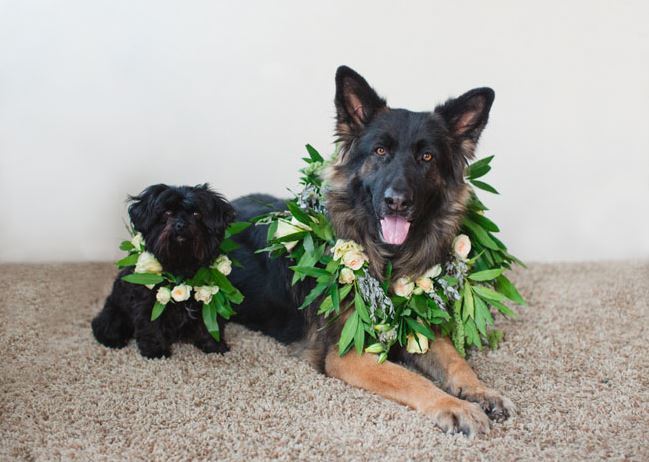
[195,338,230,355]
[456,386,515,423]
[423,396,490,437]
[136,338,171,359]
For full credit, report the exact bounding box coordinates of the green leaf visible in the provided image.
[286,201,313,227]
[272,231,308,244]
[219,238,240,253]
[470,179,499,194]
[468,268,504,282]
[472,285,508,302]
[299,282,329,310]
[469,212,500,233]
[464,319,481,348]
[330,281,341,311]
[338,312,358,355]
[266,219,279,243]
[466,155,494,179]
[354,320,365,354]
[354,289,371,324]
[405,317,435,340]
[116,253,139,268]
[119,241,134,251]
[462,218,500,250]
[473,296,489,335]
[226,221,252,236]
[463,283,474,320]
[202,300,220,341]
[339,284,353,305]
[211,270,244,303]
[121,273,164,285]
[495,275,526,305]
[290,266,332,279]
[306,144,324,162]
[490,299,517,318]
[150,301,166,321]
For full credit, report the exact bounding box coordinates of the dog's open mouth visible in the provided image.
[380,215,411,245]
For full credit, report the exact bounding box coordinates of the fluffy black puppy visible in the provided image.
[92,183,235,358]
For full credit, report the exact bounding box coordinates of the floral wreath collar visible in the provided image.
[256,145,526,361]
[115,222,249,341]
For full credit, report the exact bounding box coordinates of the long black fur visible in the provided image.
[92,183,235,358]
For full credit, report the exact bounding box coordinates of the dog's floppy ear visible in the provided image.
[436,87,495,158]
[128,184,169,234]
[335,66,387,139]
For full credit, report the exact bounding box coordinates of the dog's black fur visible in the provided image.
[230,66,494,361]
[92,184,235,358]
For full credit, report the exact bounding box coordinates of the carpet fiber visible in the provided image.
[1,262,648,461]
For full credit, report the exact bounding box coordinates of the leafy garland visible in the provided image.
[256,145,525,361]
[115,222,250,341]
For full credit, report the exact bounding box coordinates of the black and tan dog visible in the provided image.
[230,66,514,436]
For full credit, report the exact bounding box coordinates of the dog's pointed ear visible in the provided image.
[335,66,387,137]
[436,87,495,158]
[128,184,168,234]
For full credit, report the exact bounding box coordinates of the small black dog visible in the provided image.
[92,183,235,358]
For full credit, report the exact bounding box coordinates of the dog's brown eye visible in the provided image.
[375,146,387,157]
[193,212,202,219]
[422,152,433,162]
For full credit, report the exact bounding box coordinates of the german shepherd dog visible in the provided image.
[230,66,514,436]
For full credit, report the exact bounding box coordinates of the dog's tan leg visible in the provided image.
[402,336,515,422]
[324,349,490,436]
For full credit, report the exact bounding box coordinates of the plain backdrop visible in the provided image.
[1,0,648,263]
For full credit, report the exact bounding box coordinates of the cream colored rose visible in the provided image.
[274,217,311,251]
[415,276,434,294]
[171,284,191,302]
[134,251,162,274]
[423,264,442,279]
[406,333,429,354]
[212,255,232,276]
[331,239,363,261]
[393,277,415,298]
[342,250,366,271]
[131,232,145,252]
[156,286,171,305]
[453,234,471,260]
[338,267,356,284]
[193,285,219,304]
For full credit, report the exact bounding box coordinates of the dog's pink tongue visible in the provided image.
[380,216,411,245]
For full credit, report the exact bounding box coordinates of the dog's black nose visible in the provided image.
[384,187,413,213]
[174,220,186,232]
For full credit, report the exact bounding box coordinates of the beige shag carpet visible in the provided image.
[1,262,648,461]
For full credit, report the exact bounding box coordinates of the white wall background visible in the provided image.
[1,0,648,263]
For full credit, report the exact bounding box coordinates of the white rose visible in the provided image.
[274,218,311,251]
[331,239,363,261]
[406,333,429,354]
[453,234,472,260]
[134,251,163,274]
[213,255,232,276]
[131,232,145,251]
[193,285,219,304]
[423,264,442,279]
[415,276,434,294]
[171,284,191,302]
[393,277,415,298]
[338,267,356,284]
[156,286,171,305]
[342,250,366,271]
